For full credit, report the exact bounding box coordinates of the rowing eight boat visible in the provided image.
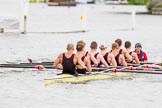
[44,66,162,86]
[44,72,135,86]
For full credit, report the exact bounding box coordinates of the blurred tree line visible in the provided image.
[29,0,162,10]
[128,0,162,12]
[127,0,149,5]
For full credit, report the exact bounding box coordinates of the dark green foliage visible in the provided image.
[128,0,149,5]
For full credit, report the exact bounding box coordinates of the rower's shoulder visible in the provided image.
[74,53,78,57]
[108,53,115,58]
[84,56,90,61]
[87,51,92,56]
[96,53,102,58]
[58,53,64,58]
[119,53,125,59]
[131,52,137,56]
[122,49,129,54]
[74,53,82,59]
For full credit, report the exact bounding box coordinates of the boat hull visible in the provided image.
[44,72,134,86]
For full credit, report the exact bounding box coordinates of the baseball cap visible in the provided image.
[99,43,107,49]
[135,43,142,48]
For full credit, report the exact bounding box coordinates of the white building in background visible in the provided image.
[0,0,28,33]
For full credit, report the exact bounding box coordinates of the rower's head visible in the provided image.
[135,43,142,52]
[67,43,74,51]
[99,43,107,50]
[125,41,131,49]
[115,38,122,47]
[112,42,119,50]
[90,41,98,50]
[77,40,86,46]
[76,40,86,52]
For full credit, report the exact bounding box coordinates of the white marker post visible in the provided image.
[82,1,87,32]
[83,5,87,32]
[22,0,29,34]
[131,9,136,30]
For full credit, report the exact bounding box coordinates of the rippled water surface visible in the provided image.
[0,3,162,108]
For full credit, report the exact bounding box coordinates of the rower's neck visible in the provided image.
[91,49,97,54]
[77,51,84,57]
[100,50,106,55]
[112,49,118,55]
[126,48,131,52]
[119,46,121,49]
[67,50,73,54]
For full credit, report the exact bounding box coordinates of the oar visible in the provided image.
[20,62,50,65]
[27,58,53,65]
[126,66,162,71]
[91,67,128,75]
[0,58,54,69]
[0,64,54,69]
[128,63,161,69]
[128,62,162,68]
[140,62,162,66]
[127,63,141,67]
[111,66,162,74]
[92,66,123,71]
[140,65,161,69]
[121,70,162,74]
[28,58,33,64]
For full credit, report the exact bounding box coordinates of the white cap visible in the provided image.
[99,43,107,49]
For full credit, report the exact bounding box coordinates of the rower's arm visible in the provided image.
[90,53,98,67]
[99,54,108,68]
[109,54,117,66]
[53,54,62,69]
[120,55,127,67]
[77,57,86,69]
[125,50,132,62]
[85,57,92,73]
[132,52,140,64]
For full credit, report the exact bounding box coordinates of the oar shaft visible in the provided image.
[0,64,54,69]
[140,62,162,66]
[122,70,162,74]
[20,62,53,65]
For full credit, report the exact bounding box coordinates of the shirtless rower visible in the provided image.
[53,43,86,75]
[86,41,108,67]
[84,42,98,67]
[75,40,92,74]
[99,43,117,66]
[110,42,127,66]
[124,41,140,64]
[115,38,132,62]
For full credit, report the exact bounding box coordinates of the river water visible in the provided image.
[0,3,162,108]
